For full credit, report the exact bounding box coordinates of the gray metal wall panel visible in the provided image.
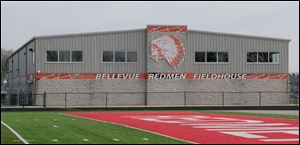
[99,30,147,73]
[26,41,35,74]
[19,47,26,77]
[187,31,289,73]
[33,29,289,74]
[11,54,19,91]
[8,58,13,88]
[12,53,19,79]
[36,29,146,73]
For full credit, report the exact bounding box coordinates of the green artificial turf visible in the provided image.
[1,112,189,144]
[1,124,23,144]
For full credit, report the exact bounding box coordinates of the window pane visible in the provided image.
[72,51,83,62]
[247,52,257,62]
[207,52,217,62]
[59,51,70,62]
[195,52,205,62]
[115,51,125,62]
[47,51,58,62]
[269,52,279,63]
[127,52,137,62]
[218,52,228,62]
[258,52,268,62]
[103,51,113,62]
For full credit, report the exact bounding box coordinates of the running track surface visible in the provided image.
[66,112,299,144]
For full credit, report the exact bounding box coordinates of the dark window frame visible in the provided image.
[46,51,58,62]
[102,51,138,63]
[258,52,269,63]
[247,52,258,63]
[195,52,206,62]
[59,51,71,62]
[71,51,83,62]
[115,51,126,62]
[102,51,114,62]
[217,52,229,62]
[127,51,138,62]
[247,51,280,64]
[269,52,280,63]
[195,51,229,63]
[207,52,218,62]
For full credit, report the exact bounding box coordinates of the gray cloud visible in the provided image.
[1,1,299,72]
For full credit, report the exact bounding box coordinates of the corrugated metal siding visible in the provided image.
[26,41,35,74]
[12,54,19,79]
[11,53,19,90]
[187,31,289,73]
[36,29,147,73]
[19,47,26,77]
[8,57,13,88]
[7,40,36,92]
[31,29,289,74]
[13,41,35,78]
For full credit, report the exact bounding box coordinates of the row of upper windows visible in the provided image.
[195,52,229,63]
[46,51,138,63]
[47,51,83,62]
[247,52,279,63]
[46,51,280,64]
[195,51,280,63]
[103,51,137,62]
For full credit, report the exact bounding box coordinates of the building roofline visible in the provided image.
[34,28,146,39]
[8,38,35,59]
[33,28,291,42]
[188,29,291,42]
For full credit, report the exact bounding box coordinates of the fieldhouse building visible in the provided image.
[7,25,290,107]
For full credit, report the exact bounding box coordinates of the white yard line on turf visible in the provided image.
[1,121,29,144]
[59,113,198,144]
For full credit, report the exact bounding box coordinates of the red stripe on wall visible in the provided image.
[34,73,289,80]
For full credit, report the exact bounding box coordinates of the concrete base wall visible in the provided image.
[35,79,288,106]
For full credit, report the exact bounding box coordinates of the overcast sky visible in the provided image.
[1,1,299,72]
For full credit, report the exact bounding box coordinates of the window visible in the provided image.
[207,52,217,62]
[195,52,206,62]
[218,52,228,62]
[127,51,137,62]
[269,52,279,63]
[47,51,58,62]
[258,52,268,62]
[103,51,138,63]
[195,51,229,63]
[59,51,70,62]
[247,51,280,63]
[103,51,114,62]
[72,51,83,62]
[247,52,257,62]
[115,51,125,62]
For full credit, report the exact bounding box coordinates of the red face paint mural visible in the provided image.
[150,35,185,70]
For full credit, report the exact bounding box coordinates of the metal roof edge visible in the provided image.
[8,38,35,59]
[188,29,291,42]
[34,28,146,39]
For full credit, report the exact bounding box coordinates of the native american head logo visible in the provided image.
[150,35,185,69]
